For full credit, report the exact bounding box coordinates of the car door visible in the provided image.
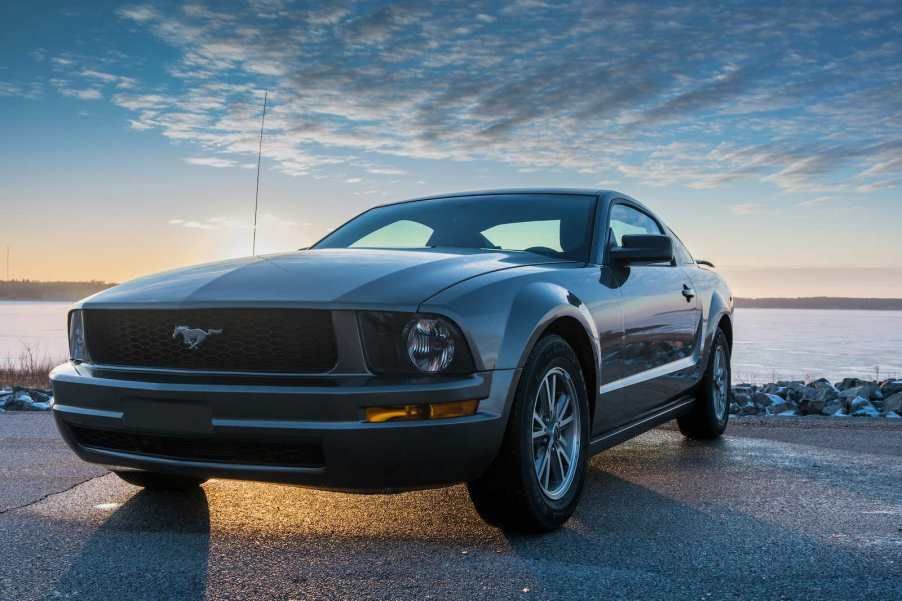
[602,201,702,418]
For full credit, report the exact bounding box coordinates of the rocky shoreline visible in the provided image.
[3,378,902,419]
[0,386,52,411]
[730,378,901,418]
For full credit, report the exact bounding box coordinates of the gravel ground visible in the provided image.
[1,413,900,600]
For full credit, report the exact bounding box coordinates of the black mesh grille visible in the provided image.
[69,425,324,468]
[83,308,337,373]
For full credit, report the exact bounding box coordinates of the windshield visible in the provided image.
[314,194,596,261]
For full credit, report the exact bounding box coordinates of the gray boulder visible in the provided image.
[849,396,880,417]
[837,377,867,390]
[810,378,839,397]
[883,392,902,414]
[786,383,817,402]
[822,399,844,416]
[799,397,827,415]
[738,402,760,416]
[837,385,883,408]
[1,387,52,411]
[733,392,752,405]
[762,384,787,398]
[880,380,902,397]
[733,384,755,394]
[815,387,839,405]
[754,392,792,415]
[861,382,884,401]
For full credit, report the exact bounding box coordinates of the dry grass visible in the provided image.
[0,346,61,390]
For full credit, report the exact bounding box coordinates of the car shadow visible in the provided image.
[502,461,899,599]
[51,486,210,600]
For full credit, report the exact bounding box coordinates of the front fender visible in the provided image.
[419,265,602,374]
[501,282,601,372]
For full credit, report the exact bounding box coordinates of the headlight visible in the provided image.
[405,317,455,373]
[68,310,90,363]
[357,312,475,374]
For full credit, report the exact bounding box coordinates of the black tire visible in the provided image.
[467,335,590,533]
[114,470,207,491]
[677,328,731,439]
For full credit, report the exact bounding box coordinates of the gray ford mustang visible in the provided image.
[52,189,734,532]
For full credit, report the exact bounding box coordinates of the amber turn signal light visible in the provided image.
[364,400,479,423]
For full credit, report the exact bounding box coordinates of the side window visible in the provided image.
[667,227,695,265]
[608,203,663,247]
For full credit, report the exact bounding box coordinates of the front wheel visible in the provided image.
[677,328,731,439]
[467,335,590,532]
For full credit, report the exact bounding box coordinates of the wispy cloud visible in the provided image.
[169,213,298,230]
[168,218,217,230]
[183,156,237,168]
[22,1,902,194]
[797,196,832,208]
[81,69,136,89]
[59,87,102,100]
[365,166,406,175]
[0,82,25,97]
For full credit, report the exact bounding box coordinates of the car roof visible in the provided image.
[369,188,654,220]
[384,188,622,205]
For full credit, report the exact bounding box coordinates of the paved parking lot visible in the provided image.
[1,413,900,600]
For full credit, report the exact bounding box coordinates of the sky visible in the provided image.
[1,0,901,297]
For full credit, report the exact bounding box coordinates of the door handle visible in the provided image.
[681,284,695,301]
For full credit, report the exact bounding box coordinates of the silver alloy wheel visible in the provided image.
[531,366,581,500]
[713,344,729,421]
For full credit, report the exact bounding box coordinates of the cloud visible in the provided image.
[0,80,43,99]
[184,157,237,168]
[59,87,102,100]
[365,166,406,175]
[856,180,900,193]
[117,5,158,22]
[169,218,217,230]
[797,196,832,208]
[33,0,898,195]
[81,69,137,89]
[0,82,23,97]
[169,213,298,230]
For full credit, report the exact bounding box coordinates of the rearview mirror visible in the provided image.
[609,235,673,264]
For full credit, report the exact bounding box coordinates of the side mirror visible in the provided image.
[609,235,673,264]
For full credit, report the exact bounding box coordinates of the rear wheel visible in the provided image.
[677,328,731,439]
[467,335,589,532]
[114,470,207,491]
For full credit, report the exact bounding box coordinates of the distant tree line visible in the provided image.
[0,280,116,301]
[735,297,902,311]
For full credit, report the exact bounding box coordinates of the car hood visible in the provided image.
[81,248,570,310]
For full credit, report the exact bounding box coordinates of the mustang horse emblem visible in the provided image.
[172,325,223,350]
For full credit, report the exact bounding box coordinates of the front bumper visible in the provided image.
[50,363,518,492]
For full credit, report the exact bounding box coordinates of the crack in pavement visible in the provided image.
[0,472,110,515]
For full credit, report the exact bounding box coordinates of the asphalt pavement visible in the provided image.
[1,413,900,600]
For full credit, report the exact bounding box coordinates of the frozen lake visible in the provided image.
[1,302,900,383]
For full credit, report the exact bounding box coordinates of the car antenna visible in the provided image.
[252,90,268,256]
